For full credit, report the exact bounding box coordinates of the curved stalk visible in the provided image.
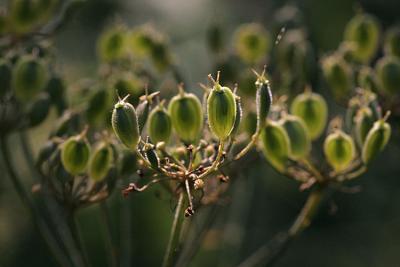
[234,132,260,160]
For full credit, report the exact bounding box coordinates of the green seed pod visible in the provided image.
[230,95,242,137]
[345,98,360,132]
[136,99,150,133]
[168,89,203,144]
[322,55,353,100]
[89,142,114,181]
[279,115,310,159]
[111,97,140,150]
[147,103,172,144]
[357,66,378,92]
[384,27,400,58]
[255,72,272,131]
[362,117,391,164]
[354,107,374,146]
[233,23,271,64]
[97,25,128,62]
[144,144,159,169]
[45,76,67,115]
[324,130,355,172]
[61,134,91,175]
[376,56,400,95]
[36,139,58,167]
[260,120,290,172]
[9,0,40,33]
[52,111,81,137]
[12,55,48,102]
[290,90,328,140]
[344,14,380,63]
[27,92,51,127]
[86,88,111,127]
[0,59,12,98]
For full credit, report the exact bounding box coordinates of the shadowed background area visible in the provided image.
[1,0,400,266]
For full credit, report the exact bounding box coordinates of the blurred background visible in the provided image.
[1,0,400,266]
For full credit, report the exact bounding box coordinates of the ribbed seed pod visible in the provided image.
[260,120,290,172]
[344,13,380,63]
[61,134,91,175]
[230,96,242,137]
[324,130,355,172]
[362,117,391,164]
[89,142,113,181]
[376,56,400,95]
[384,27,400,58]
[27,92,51,127]
[280,115,310,159]
[136,98,150,133]
[111,97,140,150]
[290,90,328,140]
[0,60,11,98]
[354,107,374,146]
[148,103,172,144]
[168,89,203,144]
[322,55,353,100]
[207,75,237,140]
[97,25,127,62]
[12,55,48,102]
[255,73,272,131]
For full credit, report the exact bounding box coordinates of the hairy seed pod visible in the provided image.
[207,79,237,140]
[12,55,48,102]
[376,56,400,95]
[168,90,203,144]
[322,55,353,100]
[324,130,355,172]
[97,25,127,62]
[89,142,113,181]
[384,27,400,58]
[148,104,172,143]
[61,134,91,175]
[27,92,51,127]
[357,66,378,92]
[230,96,242,137]
[111,97,140,150]
[280,115,310,159]
[354,107,374,146]
[344,13,380,63]
[0,59,11,98]
[290,90,328,140]
[45,76,67,115]
[86,88,111,127]
[255,75,272,131]
[362,118,391,164]
[260,120,290,172]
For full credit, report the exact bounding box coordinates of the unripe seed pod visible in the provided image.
[384,27,400,58]
[324,130,355,172]
[89,142,113,181]
[12,55,48,102]
[144,144,159,169]
[260,120,290,172]
[362,117,391,164]
[322,55,353,100]
[86,88,111,126]
[111,97,140,150]
[52,111,81,137]
[345,98,360,132]
[136,99,150,134]
[27,92,51,127]
[0,59,12,98]
[279,115,310,159]
[376,56,400,95]
[344,14,380,63]
[45,76,67,115]
[354,107,374,146]
[290,90,328,140]
[207,75,237,140]
[9,0,41,33]
[61,134,91,175]
[36,139,58,167]
[357,66,378,92]
[230,96,242,137]
[255,73,272,131]
[147,104,172,144]
[168,89,203,144]
[97,25,128,62]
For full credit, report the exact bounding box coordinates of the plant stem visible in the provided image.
[69,213,91,267]
[237,185,327,267]
[100,202,118,267]
[162,192,186,267]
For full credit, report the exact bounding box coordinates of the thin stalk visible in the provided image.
[198,141,224,179]
[234,132,260,160]
[120,193,133,267]
[69,214,91,267]
[162,192,186,267]
[99,202,118,267]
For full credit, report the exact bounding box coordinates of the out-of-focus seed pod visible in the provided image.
[345,98,360,132]
[52,110,81,137]
[26,92,51,127]
[243,112,257,137]
[230,96,242,137]
[111,96,140,150]
[12,55,48,102]
[324,130,355,172]
[168,88,203,144]
[113,73,144,106]
[89,142,114,181]
[119,149,137,176]
[86,88,111,127]
[36,139,58,167]
[207,24,223,54]
[384,27,400,58]
[150,41,171,72]
[147,103,172,144]
[61,134,91,175]
[9,0,40,33]
[45,76,67,115]
[129,25,160,58]
[344,13,380,63]
[260,120,290,172]
[0,59,12,98]
[136,98,150,133]
[376,56,400,95]
[354,107,374,146]
[280,114,310,159]
[322,55,353,100]
[357,66,378,92]
[97,25,128,62]
[290,89,328,140]
[143,144,159,169]
[233,23,270,64]
[207,73,237,140]
[255,71,272,131]
[238,69,257,96]
[362,115,391,164]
